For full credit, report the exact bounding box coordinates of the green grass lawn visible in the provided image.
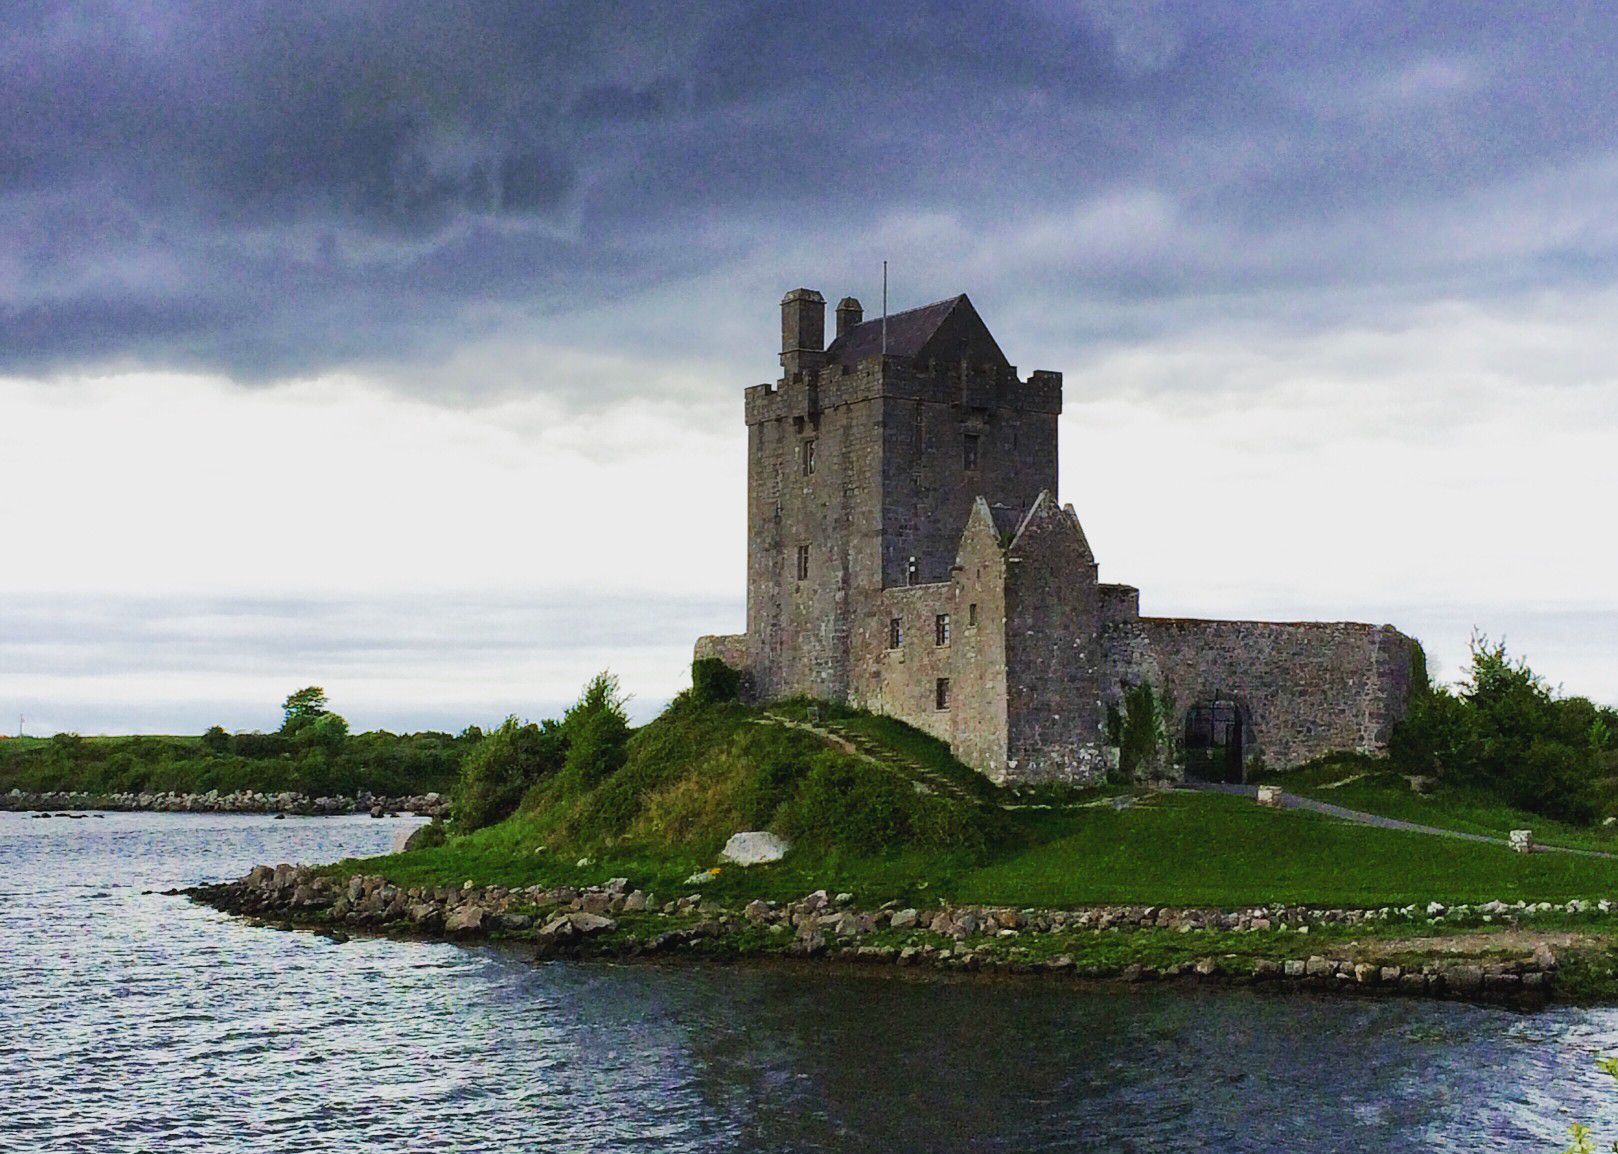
[1269,760,1618,854]
[350,787,1618,909]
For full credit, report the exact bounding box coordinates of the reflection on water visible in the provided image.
[4,811,1618,1152]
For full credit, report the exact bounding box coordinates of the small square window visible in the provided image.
[888,618,903,649]
[795,545,810,581]
[935,677,951,710]
[935,613,951,646]
[963,433,980,472]
[968,603,978,627]
[802,438,816,476]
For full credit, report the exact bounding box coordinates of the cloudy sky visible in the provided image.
[3,1,1616,735]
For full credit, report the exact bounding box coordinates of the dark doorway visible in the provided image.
[1184,701,1248,784]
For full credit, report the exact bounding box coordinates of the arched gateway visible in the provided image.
[1183,700,1253,784]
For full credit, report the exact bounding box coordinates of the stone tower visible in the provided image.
[742,288,1064,708]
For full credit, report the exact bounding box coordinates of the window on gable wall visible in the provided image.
[802,438,816,476]
[795,545,810,581]
[963,433,980,472]
[935,613,951,646]
[888,618,903,649]
[935,678,951,710]
[968,603,978,627]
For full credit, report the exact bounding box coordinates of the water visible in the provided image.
[4,813,1618,1154]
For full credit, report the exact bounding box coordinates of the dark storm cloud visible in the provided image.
[4,1,1618,388]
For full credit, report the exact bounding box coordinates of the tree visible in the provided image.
[451,715,567,832]
[201,725,230,753]
[280,687,330,735]
[1390,635,1602,823]
[561,672,631,787]
[298,711,350,752]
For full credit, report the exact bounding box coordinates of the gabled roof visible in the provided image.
[824,294,1010,369]
[1006,491,1096,568]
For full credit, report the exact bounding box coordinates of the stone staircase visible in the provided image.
[761,713,983,806]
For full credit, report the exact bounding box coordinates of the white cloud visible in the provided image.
[3,276,1617,732]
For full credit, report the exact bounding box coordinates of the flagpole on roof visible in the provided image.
[881,260,888,356]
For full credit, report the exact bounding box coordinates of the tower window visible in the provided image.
[963,433,980,472]
[795,545,810,581]
[888,618,903,649]
[935,613,951,646]
[968,603,978,627]
[935,678,951,710]
[802,438,816,476]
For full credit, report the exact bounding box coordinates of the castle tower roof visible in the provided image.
[823,293,1010,369]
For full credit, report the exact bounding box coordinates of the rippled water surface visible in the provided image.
[6,812,1618,1152]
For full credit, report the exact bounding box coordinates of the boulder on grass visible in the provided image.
[720,831,790,867]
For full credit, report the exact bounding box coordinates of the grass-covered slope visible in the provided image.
[511,698,1003,860]
[352,699,1618,909]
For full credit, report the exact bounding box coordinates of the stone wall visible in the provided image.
[1103,616,1418,771]
[877,362,1059,586]
[946,500,1011,778]
[1001,497,1108,784]
[744,363,887,702]
[694,634,749,693]
[849,582,957,744]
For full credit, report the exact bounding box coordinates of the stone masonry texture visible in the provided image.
[699,286,1418,785]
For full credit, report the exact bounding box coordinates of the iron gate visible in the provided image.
[1184,700,1246,784]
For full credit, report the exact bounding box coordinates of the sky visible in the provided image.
[3,1,1617,735]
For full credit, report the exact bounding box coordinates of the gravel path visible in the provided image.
[1186,782,1618,859]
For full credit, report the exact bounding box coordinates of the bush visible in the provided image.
[1108,682,1170,782]
[776,755,910,855]
[451,716,567,833]
[404,821,448,851]
[774,751,1001,857]
[558,672,630,789]
[1390,635,1614,824]
[689,658,742,706]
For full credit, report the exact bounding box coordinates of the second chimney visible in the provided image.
[835,296,863,339]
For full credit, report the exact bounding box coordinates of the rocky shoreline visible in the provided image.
[5,788,448,818]
[187,864,1587,1005]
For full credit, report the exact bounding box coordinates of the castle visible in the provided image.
[695,288,1418,785]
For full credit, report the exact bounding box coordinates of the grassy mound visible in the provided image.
[517,698,1004,859]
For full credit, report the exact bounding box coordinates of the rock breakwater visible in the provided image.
[5,788,448,817]
[188,865,1579,1005]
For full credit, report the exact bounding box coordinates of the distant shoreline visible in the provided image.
[2,789,447,818]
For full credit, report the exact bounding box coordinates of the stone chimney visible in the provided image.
[835,296,863,339]
[780,288,826,375]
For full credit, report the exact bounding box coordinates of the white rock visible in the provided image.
[719,831,790,867]
[1509,829,1534,854]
